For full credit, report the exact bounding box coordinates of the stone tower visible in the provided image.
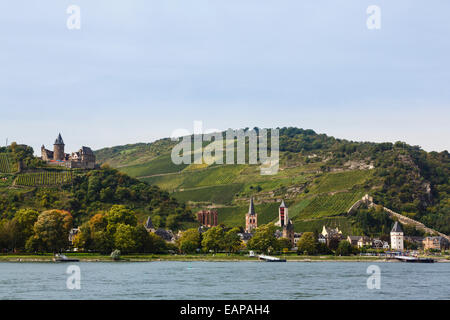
[390,221,404,251]
[53,133,65,161]
[245,197,258,233]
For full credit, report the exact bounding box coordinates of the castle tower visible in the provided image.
[278,200,289,227]
[390,221,404,251]
[53,133,65,161]
[245,197,258,233]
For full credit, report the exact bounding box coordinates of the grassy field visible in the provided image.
[14,171,73,186]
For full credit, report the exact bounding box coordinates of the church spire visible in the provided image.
[248,197,256,215]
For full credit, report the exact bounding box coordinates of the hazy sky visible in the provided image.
[0,0,449,153]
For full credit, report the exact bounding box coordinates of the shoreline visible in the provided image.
[1,254,448,263]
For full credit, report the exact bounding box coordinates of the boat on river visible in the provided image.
[394,255,435,263]
[53,254,80,262]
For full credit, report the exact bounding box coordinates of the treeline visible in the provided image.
[73,205,169,254]
[0,209,73,253]
[0,143,43,169]
[0,166,195,228]
[177,224,292,254]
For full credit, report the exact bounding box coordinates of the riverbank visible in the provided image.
[1,253,449,263]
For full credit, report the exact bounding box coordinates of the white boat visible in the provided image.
[53,254,79,262]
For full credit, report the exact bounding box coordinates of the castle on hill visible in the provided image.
[41,133,96,169]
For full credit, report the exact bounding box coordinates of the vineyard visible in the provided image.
[0,153,16,173]
[297,191,365,219]
[14,171,73,186]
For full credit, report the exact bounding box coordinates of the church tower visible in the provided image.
[245,197,258,233]
[278,200,289,227]
[53,133,65,161]
[390,221,404,251]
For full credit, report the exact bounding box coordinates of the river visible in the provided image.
[0,261,448,299]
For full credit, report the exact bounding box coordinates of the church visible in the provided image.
[41,133,96,169]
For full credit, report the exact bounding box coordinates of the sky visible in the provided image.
[0,0,449,154]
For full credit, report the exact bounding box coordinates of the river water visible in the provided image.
[0,261,448,300]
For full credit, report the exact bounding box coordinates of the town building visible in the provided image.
[41,133,96,169]
[404,236,425,248]
[245,197,258,233]
[357,236,372,248]
[347,236,360,246]
[197,209,218,227]
[390,221,404,251]
[293,232,303,248]
[321,225,343,245]
[423,236,449,251]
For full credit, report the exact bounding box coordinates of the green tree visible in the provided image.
[105,205,137,226]
[277,238,292,252]
[297,232,317,255]
[202,226,225,253]
[0,219,20,251]
[224,227,242,253]
[114,223,137,253]
[165,214,178,230]
[335,240,353,256]
[178,228,201,254]
[28,210,73,253]
[247,223,277,253]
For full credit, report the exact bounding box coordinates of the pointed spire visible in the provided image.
[145,216,154,230]
[248,197,256,215]
[280,199,287,208]
[391,221,403,233]
[54,133,64,145]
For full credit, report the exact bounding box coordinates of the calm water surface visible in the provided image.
[0,262,449,299]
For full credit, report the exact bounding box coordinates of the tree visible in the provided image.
[105,205,138,226]
[14,209,39,246]
[178,228,201,254]
[201,226,225,253]
[247,223,277,253]
[165,214,178,230]
[0,219,20,251]
[224,228,242,253]
[29,210,73,253]
[277,238,292,252]
[297,232,317,255]
[89,213,107,232]
[335,240,353,256]
[114,223,137,253]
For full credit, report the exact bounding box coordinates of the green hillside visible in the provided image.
[94,127,450,235]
